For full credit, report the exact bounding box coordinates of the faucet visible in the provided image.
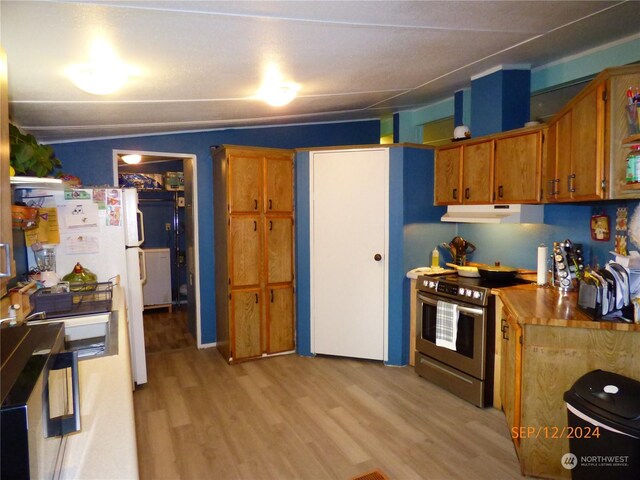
[0,310,47,326]
[24,311,47,322]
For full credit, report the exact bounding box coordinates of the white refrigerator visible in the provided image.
[25,187,148,385]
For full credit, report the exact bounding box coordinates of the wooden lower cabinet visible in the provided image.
[267,285,295,354]
[231,289,262,360]
[500,309,522,452]
[498,312,640,479]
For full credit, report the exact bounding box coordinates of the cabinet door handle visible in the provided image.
[0,243,12,278]
[501,319,509,340]
[255,293,259,304]
[253,220,257,231]
[548,179,559,196]
[465,188,470,200]
[268,199,273,210]
[254,199,258,210]
[374,253,382,261]
[270,289,274,303]
[568,174,576,193]
[452,188,458,200]
[498,185,504,198]
[269,220,273,231]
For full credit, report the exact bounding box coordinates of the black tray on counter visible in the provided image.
[30,282,113,319]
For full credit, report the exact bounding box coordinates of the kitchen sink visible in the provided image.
[27,312,118,360]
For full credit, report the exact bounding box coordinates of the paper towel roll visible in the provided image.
[537,244,548,285]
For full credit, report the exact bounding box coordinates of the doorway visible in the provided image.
[112,150,201,349]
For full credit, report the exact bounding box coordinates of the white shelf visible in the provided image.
[10,176,65,189]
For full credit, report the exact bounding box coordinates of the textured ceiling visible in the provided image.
[1,0,639,142]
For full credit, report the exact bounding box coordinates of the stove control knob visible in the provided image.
[473,291,482,299]
[466,290,473,297]
[458,288,465,296]
[429,281,436,289]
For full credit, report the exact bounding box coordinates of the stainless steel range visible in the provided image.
[415,274,529,407]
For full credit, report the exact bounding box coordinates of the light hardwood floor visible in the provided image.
[143,308,195,354]
[134,344,524,480]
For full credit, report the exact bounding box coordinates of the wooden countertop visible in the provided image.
[494,282,640,331]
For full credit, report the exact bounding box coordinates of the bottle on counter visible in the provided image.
[431,247,440,268]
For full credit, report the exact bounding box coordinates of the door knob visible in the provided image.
[374,254,382,261]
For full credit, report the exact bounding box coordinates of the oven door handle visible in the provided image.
[417,292,484,316]
[46,351,81,437]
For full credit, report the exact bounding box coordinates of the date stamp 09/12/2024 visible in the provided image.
[512,425,601,439]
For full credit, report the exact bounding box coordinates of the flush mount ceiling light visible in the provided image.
[121,154,141,165]
[66,39,140,95]
[256,64,300,107]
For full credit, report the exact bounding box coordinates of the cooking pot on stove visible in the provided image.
[477,263,518,282]
[441,236,476,265]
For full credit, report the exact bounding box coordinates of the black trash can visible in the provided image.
[563,369,640,479]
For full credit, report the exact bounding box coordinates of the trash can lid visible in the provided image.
[566,370,640,421]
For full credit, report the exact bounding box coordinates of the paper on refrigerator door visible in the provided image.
[60,201,99,229]
[61,234,100,255]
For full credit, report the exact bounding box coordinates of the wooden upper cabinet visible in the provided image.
[434,146,462,205]
[462,141,493,204]
[267,285,295,354]
[229,215,261,287]
[571,86,605,200]
[231,289,262,360]
[229,153,262,212]
[265,155,293,213]
[494,131,542,203]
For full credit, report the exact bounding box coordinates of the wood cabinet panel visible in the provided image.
[494,132,541,203]
[571,87,604,200]
[266,156,293,212]
[231,289,262,360]
[266,217,293,284]
[0,48,12,297]
[434,146,461,205]
[500,311,522,450]
[229,153,262,212]
[229,216,261,287]
[267,286,294,353]
[554,112,573,201]
[462,141,493,203]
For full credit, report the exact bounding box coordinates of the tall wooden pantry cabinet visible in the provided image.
[212,145,295,363]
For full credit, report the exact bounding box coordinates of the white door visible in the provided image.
[311,149,388,360]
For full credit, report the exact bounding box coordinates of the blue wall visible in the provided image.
[458,201,640,271]
[51,121,381,344]
[470,69,531,137]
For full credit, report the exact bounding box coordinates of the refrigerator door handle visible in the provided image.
[137,209,145,245]
[139,249,148,285]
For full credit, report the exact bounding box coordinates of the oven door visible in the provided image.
[415,291,488,380]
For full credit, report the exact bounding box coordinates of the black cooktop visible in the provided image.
[438,274,533,289]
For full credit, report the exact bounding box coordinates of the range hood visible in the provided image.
[441,204,544,224]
